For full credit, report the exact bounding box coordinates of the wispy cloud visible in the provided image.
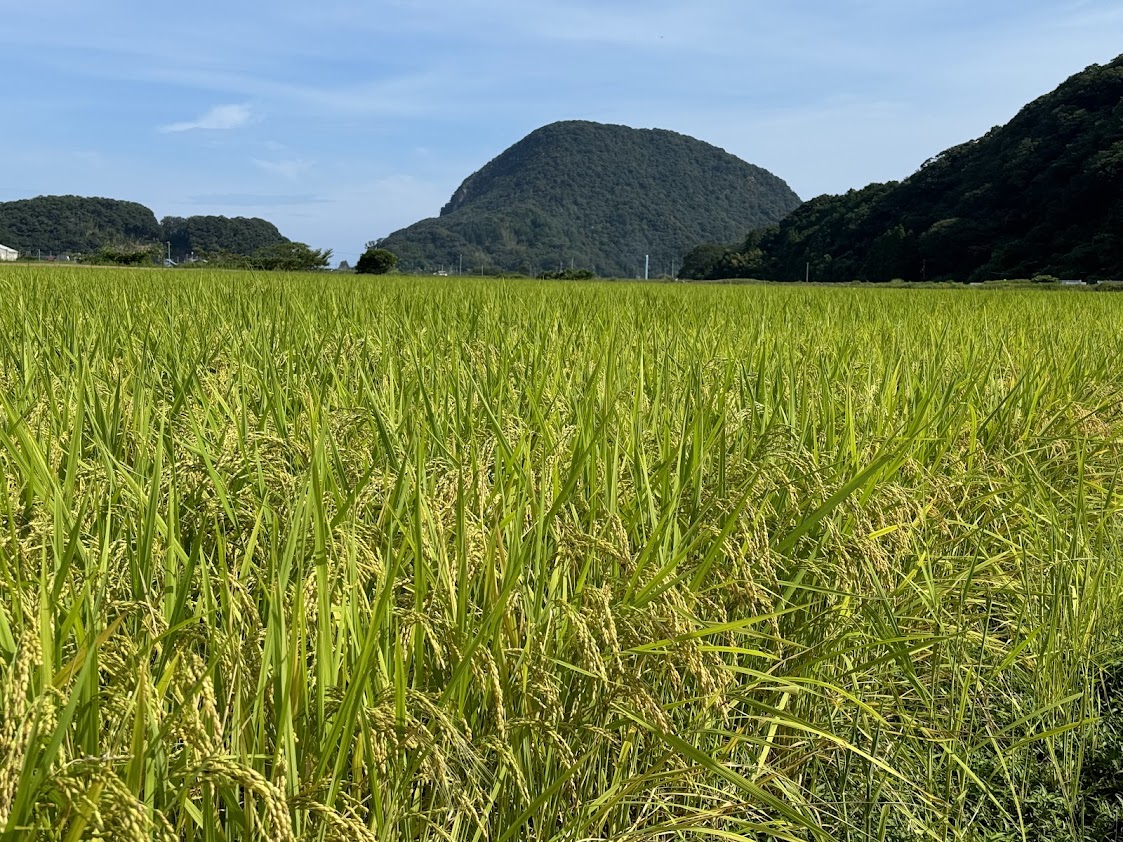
[252,158,314,181]
[159,104,253,133]
[146,69,452,117]
[186,193,331,207]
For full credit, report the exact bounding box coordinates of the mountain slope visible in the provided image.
[683,55,1123,282]
[0,196,291,259]
[160,215,289,259]
[377,121,801,277]
[0,196,160,255]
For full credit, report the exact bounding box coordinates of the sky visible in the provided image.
[2,1,1122,264]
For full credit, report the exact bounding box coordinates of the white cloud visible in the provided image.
[159,104,253,133]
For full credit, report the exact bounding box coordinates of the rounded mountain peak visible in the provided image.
[440,120,784,218]
[380,120,800,278]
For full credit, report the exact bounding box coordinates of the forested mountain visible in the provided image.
[0,196,290,259]
[682,55,1123,282]
[0,196,160,255]
[160,216,289,259]
[376,121,801,277]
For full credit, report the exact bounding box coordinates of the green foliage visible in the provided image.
[537,267,595,280]
[679,242,735,279]
[0,195,160,255]
[355,246,398,274]
[378,120,801,277]
[685,55,1123,282]
[241,241,332,271]
[191,242,331,271]
[680,229,772,280]
[160,215,288,259]
[92,242,161,265]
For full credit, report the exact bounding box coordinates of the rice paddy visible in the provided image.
[1,266,1122,840]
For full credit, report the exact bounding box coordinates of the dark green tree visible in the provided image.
[537,268,595,280]
[680,243,734,280]
[355,247,398,275]
[249,242,332,271]
[862,225,919,282]
[94,242,161,265]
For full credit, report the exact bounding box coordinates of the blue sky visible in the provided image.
[2,1,1122,263]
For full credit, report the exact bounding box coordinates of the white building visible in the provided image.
[0,244,18,262]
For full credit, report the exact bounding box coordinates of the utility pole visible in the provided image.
[459,253,462,275]
[806,262,810,283]
[645,254,649,281]
[167,242,172,264]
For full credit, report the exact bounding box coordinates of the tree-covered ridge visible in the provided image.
[0,196,160,255]
[0,196,292,259]
[683,55,1123,283]
[377,121,801,277]
[160,215,289,260]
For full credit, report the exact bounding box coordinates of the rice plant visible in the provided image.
[1,266,1121,840]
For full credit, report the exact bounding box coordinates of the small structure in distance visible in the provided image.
[0,243,18,262]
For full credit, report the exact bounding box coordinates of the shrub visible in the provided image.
[537,268,596,280]
[355,247,398,275]
[94,243,159,265]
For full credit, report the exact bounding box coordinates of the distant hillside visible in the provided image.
[683,55,1123,282]
[160,216,289,259]
[0,196,290,259]
[0,196,160,255]
[377,121,801,277]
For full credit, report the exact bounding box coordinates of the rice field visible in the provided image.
[1,266,1122,841]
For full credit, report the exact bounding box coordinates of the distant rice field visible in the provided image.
[1,266,1121,840]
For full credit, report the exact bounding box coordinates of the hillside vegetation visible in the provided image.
[0,195,289,259]
[683,54,1123,282]
[0,196,160,255]
[161,215,289,260]
[1,267,1122,840]
[377,121,801,277]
